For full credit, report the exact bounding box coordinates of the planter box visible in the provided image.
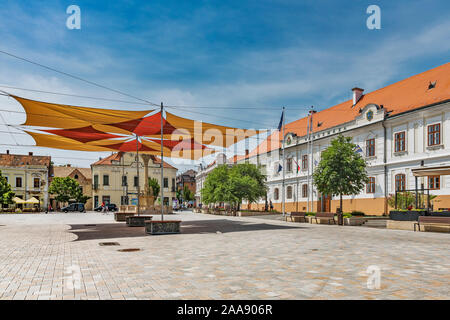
[430,211,450,217]
[237,211,271,217]
[114,212,135,222]
[201,209,209,214]
[126,215,153,227]
[387,220,416,231]
[145,220,181,235]
[344,217,368,226]
[389,211,426,221]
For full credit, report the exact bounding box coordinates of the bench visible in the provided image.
[313,212,336,224]
[414,216,450,232]
[286,212,307,222]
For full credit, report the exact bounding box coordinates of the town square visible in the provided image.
[0,0,449,307]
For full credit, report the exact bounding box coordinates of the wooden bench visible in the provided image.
[313,212,336,224]
[286,212,306,222]
[414,216,450,232]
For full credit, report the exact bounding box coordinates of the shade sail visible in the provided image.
[11,94,259,159]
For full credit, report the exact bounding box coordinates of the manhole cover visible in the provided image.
[311,249,319,251]
[99,242,120,246]
[117,248,141,252]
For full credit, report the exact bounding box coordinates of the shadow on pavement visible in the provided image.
[68,219,303,241]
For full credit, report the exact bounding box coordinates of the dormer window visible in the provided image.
[428,81,436,89]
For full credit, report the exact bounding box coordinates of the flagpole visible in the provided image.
[282,107,286,217]
[160,102,164,221]
[136,134,140,216]
[310,107,315,212]
[306,112,310,212]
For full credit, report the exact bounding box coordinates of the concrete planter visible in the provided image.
[126,215,153,227]
[201,209,209,214]
[114,212,135,222]
[237,211,270,217]
[389,211,426,221]
[343,217,368,226]
[145,220,181,235]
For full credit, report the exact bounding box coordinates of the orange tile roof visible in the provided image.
[248,62,450,157]
[53,166,92,180]
[0,152,51,167]
[91,152,175,169]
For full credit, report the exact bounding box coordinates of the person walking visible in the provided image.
[269,200,274,211]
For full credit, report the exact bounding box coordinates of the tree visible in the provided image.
[73,187,91,204]
[201,163,266,210]
[0,170,14,207]
[148,178,160,198]
[181,185,194,202]
[49,177,82,204]
[313,135,369,221]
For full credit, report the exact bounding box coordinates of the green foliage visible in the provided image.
[387,192,436,210]
[201,163,267,209]
[313,135,369,211]
[148,178,160,197]
[0,170,14,205]
[350,210,365,216]
[49,177,84,204]
[181,185,194,202]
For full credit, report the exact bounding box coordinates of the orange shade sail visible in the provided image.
[10,94,259,160]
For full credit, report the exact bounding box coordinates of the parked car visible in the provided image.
[94,203,118,212]
[61,203,86,213]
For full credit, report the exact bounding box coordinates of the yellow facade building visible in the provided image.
[52,165,93,210]
[91,152,177,209]
[0,150,51,210]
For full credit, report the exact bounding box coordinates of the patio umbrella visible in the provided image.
[12,197,25,204]
[24,197,40,204]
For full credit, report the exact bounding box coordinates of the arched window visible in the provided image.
[274,188,279,200]
[287,186,293,199]
[395,174,406,191]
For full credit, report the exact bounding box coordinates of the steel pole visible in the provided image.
[160,102,164,221]
[136,135,140,216]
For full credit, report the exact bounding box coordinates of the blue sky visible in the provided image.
[0,0,449,169]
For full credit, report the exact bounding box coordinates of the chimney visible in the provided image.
[6,150,9,155]
[29,152,33,156]
[352,87,364,105]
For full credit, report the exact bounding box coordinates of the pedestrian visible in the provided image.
[269,200,274,211]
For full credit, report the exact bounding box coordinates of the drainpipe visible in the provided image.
[382,119,388,216]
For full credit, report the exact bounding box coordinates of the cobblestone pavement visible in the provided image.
[0,211,448,300]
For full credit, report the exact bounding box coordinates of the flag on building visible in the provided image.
[354,145,363,153]
[277,163,283,173]
[293,158,301,173]
[277,110,284,131]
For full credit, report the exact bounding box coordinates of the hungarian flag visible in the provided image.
[293,158,301,173]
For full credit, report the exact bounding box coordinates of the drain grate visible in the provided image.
[99,242,120,246]
[117,248,141,252]
[85,224,97,227]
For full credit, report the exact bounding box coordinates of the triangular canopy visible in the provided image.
[10,95,260,160]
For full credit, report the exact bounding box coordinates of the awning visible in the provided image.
[412,166,450,177]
